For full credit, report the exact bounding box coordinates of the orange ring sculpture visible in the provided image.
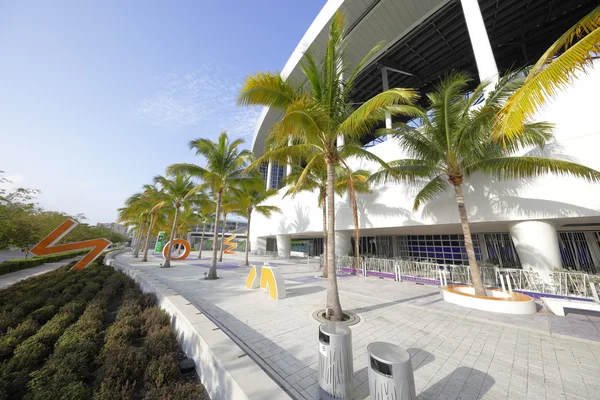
[162,239,191,261]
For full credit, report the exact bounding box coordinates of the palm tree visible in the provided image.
[137,183,166,262]
[231,175,281,266]
[335,166,372,272]
[370,72,600,296]
[494,6,600,141]
[238,12,419,320]
[168,132,251,279]
[117,192,147,258]
[283,164,330,277]
[153,174,198,268]
[196,197,216,259]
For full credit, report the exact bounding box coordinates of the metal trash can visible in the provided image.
[367,342,416,400]
[318,322,353,400]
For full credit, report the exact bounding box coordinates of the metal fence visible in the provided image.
[325,255,600,300]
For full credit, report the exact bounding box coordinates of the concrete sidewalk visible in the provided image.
[0,258,79,290]
[114,251,600,400]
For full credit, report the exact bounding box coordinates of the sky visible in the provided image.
[0,0,326,224]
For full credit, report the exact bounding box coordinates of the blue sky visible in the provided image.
[0,0,325,224]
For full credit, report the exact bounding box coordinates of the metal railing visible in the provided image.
[326,255,600,300]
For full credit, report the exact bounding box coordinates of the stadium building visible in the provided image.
[249,0,600,281]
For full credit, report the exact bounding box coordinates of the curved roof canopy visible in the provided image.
[251,0,597,155]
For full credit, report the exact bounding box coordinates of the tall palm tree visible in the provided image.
[231,175,281,266]
[370,72,600,296]
[153,174,198,268]
[494,6,600,141]
[168,132,251,279]
[238,12,419,320]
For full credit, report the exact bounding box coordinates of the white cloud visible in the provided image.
[136,65,261,139]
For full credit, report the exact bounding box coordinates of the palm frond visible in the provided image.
[494,21,600,141]
[413,174,448,211]
[237,72,300,110]
[465,156,600,182]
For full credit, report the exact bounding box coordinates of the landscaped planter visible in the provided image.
[441,285,537,315]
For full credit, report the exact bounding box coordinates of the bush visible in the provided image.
[142,307,171,334]
[0,250,89,276]
[143,325,179,359]
[144,354,179,389]
[29,305,56,324]
[143,381,208,400]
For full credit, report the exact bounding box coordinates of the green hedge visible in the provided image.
[0,250,90,276]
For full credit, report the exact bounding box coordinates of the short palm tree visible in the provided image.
[371,72,600,296]
[168,132,251,279]
[140,183,166,262]
[494,6,600,141]
[196,196,216,259]
[283,164,330,277]
[238,12,419,320]
[335,165,372,271]
[153,174,198,268]
[117,192,147,258]
[231,175,281,266]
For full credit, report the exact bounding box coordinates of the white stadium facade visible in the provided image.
[249,0,600,282]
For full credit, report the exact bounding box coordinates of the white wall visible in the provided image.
[251,65,600,244]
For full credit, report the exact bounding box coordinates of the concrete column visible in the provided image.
[460,0,499,91]
[254,236,266,255]
[509,221,562,283]
[286,137,293,177]
[266,160,273,190]
[335,231,352,257]
[381,68,392,129]
[276,234,291,259]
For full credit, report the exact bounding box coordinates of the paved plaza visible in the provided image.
[114,251,600,400]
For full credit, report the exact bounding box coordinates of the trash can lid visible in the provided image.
[319,322,351,336]
[367,342,411,364]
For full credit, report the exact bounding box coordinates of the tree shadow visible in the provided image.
[418,367,494,399]
[290,203,310,232]
[345,292,438,314]
[286,285,325,298]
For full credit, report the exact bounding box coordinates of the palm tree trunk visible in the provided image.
[142,212,155,262]
[207,191,222,279]
[325,158,343,321]
[453,183,486,296]
[133,222,145,258]
[244,210,251,266]
[219,212,227,262]
[198,223,207,258]
[321,202,328,278]
[162,208,179,268]
[347,174,361,274]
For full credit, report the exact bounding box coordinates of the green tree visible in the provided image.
[230,175,281,266]
[168,132,251,279]
[494,6,600,141]
[153,174,198,268]
[370,72,600,296]
[238,12,419,320]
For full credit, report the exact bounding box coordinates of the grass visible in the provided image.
[0,259,209,400]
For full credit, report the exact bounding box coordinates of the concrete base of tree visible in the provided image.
[441,285,537,315]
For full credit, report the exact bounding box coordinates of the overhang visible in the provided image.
[251,0,597,155]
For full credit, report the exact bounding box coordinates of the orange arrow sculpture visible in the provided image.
[223,234,237,254]
[30,219,112,271]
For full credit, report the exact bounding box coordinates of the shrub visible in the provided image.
[142,307,171,334]
[0,250,89,276]
[143,325,179,359]
[0,319,39,360]
[29,305,57,324]
[143,381,208,400]
[144,353,179,389]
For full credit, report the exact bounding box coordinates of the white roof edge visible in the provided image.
[250,0,344,154]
